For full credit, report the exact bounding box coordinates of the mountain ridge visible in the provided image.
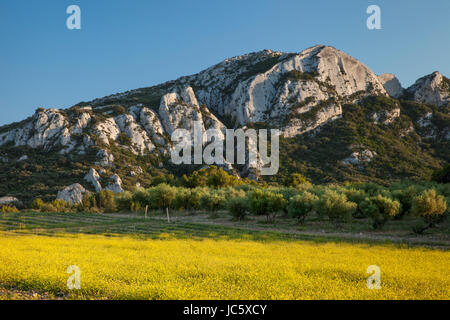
[0,44,449,204]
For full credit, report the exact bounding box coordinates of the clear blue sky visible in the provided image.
[1,0,449,126]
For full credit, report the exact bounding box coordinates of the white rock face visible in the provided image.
[0,109,68,149]
[378,73,403,98]
[105,174,124,193]
[84,168,102,192]
[407,72,450,107]
[71,112,92,134]
[138,107,166,145]
[115,113,156,154]
[94,117,120,145]
[96,149,115,167]
[56,183,89,204]
[0,196,20,205]
[417,112,433,127]
[282,102,342,137]
[372,107,401,125]
[343,149,377,165]
[17,155,29,161]
[203,45,387,129]
[159,87,206,135]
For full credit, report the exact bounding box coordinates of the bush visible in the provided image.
[200,192,226,213]
[173,188,191,211]
[131,188,150,209]
[30,198,45,210]
[97,190,117,213]
[188,187,209,210]
[285,173,310,187]
[79,194,98,213]
[316,190,357,222]
[227,197,249,221]
[51,199,71,212]
[249,189,287,222]
[40,203,58,213]
[115,191,133,212]
[391,185,420,219]
[148,184,177,222]
[288,191,318,224]
[411,189,447,233]
[0,205,20,213]
[344,188,367,218]
[360,195,401,229]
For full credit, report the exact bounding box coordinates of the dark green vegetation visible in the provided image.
[276,96,450,184]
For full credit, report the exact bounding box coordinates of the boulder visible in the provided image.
[0,196,21,207]
[343,149,377,165]
[407,71,450,107]
[56,184,89,204]
[84,168,102,192]
[105,174,124,193]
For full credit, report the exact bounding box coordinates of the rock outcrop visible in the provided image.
[0,196,20,206]
[343,149,377,165]
[104,174,124,193]
[378,73,403,98]
[0,44,448,194]
[84,168,102,192]
[406,71,450,107]
[56,184,90,204]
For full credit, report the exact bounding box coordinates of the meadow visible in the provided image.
[0,211,448,300]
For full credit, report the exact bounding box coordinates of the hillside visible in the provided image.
[0,45,449,204]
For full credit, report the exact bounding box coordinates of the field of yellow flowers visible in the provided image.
[0,232,448,300]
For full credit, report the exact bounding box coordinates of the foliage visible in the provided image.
[200,192,226,212]
[411,189,447,233]
[227,197,249,221]
[432,164,450,183]
[248,189,287,222]
[147,184,177,212]
[0,205,20,213]
[30,198,45,210]
[285,173,310,187]
[315,190,357,222]
[360,195,401,229]
[287,191,318,224]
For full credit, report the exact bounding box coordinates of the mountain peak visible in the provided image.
[407,71,450,107]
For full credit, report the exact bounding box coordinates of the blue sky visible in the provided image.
[0,0,449,126]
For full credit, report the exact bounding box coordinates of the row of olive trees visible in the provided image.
[119,183,447,233]
[24,181,448,234]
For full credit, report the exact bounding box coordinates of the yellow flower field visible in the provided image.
[0,232,448,299]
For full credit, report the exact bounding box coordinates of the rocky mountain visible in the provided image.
[0,45,449,204]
